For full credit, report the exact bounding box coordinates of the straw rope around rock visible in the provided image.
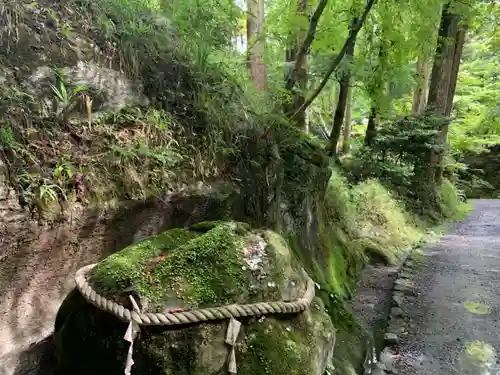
[75,263,316,326]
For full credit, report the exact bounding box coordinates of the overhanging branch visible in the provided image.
[291,0,378,118]
[284,0,329,91]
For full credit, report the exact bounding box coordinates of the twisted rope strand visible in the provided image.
[75,264,316,326]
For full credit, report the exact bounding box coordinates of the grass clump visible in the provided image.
[352,179,423,258]
[311,165,471,300]
[315,165,471,302]
[440,178,472,220]
[327,168,423,261]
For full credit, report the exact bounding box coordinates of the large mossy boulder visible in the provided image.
[53,221,335,375]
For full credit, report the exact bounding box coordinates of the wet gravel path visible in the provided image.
[393,200,500,374]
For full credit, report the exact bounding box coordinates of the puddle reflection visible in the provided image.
[457,341,498,375]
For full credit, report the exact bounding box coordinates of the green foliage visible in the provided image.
[317,168,425,298]
[446,34,500,196]
[0,125,17,149]
[340,111,476,222]
[449,38,500,155]
[367,113,446,168]
[343,113,444,198]
[353,180,422,251]
[439,178,472,219]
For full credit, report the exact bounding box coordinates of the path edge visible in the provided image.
[371,247,423,374]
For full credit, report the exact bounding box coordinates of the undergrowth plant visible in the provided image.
[17,172,65,207]
[0,0,281,208]
[325,169,423,269]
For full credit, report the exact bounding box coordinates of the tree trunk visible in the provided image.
[364,36,386,146]
[432,22,467,183]
[246,0,267,91]
[364,106,377,146]
[426,3,463,184]
[412,58,432,114]
[412,15,440,115]
[284,0,309,130]
[327,17,357,156]
[445,24,467,117]
[304,104,310,133]
[341,86,353,154]
[427,4,460,116]
[285,0,328,91]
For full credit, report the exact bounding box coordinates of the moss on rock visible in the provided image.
[54,222,335,375]
[89,228,199,297]
[89,223,253,310]
[238,305,334,375]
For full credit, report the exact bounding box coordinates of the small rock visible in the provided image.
[395,279,415,288]
[371,364,388,375]
[387,321,406,334]
[392,293,404,307]
[384,333,399,346]
[394,279,417,296]
[399,271,413,279]
[391,307,404,317]
[405,296,417,303]
[379,347,398,371]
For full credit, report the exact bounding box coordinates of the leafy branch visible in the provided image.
[284,0,329,91]
[292,0,378,118]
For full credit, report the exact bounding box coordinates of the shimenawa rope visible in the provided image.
[75,263,316,326]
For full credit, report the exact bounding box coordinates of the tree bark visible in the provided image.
[247,0,267,91]
[412,58,432,114]
[341,86,353,154]
[432,22,467,183]
[364,35,386,146]
[284,0,309,130]
[412,14,440,115]
[364,106,377,146]
[285,0,329,91]
[427,4,460,116]
[327,17,357,156]
[426,3,464,184]
[445,24,467,117]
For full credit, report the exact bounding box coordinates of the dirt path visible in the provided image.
[391,200,500,374]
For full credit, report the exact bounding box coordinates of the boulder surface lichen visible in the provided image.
[54,221,335,375]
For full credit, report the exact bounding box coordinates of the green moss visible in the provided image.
[190,220,250,234]
[151,223,248,307]
[331,326,368,375]
[464,301,491,315]
[274,121,329,167]
[238,317,314,375]
[189,221,224,232]
[90,222,250,310]
[359,238,395,265]
[90,228,199,296]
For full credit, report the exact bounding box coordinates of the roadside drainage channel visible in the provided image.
[368,249,424,375]
[362,248,422,375]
